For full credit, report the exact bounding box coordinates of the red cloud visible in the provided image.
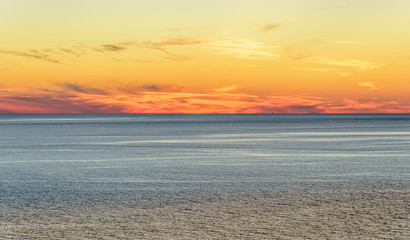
[1,86,410,113]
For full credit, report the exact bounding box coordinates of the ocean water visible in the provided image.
[0,114,409,239]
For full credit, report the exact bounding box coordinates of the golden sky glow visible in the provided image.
[1,0,410,113]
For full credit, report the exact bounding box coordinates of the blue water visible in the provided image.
[0,114,409,208]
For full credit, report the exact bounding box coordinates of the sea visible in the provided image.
[0,114,409,239]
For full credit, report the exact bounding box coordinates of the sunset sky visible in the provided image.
[1,0,410,113]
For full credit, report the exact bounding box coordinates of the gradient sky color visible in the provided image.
[1,0,410,113]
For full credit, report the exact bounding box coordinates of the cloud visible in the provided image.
[358,82,383,92]
[258,23,281,32]
[0,43,94,64]
[0,41,137,65]
[0,90,391,113]
[143,85,162,91]
[141,84,184,92]
[117,83,184,95]
[210,39,279,60]
[59,48,87,57]
[94,42,135,53]
[213,85,237,92]
[335,71,352,77]
[311,57,387,71]
[0,49,61,63]
[59,82,108,95]
[142,37,278,61]
[1,36,278,65]
[1,83,409,114]
[0,86,323,113]
[140,38,208,60]
[284,47,386,76]
[101,44,127,52]
[320,98,408,113]
[142,38,209,52]
[0,88,124,113]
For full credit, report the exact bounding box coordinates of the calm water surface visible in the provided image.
[0,114,409,208]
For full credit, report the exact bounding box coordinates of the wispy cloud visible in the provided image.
[59,82,108,95]
[142,38,209,53]
[117,83,184,95]
[258,23,281,32]
[358,82,383,92]
[140,84,184,92]
[311,56,387,71]
[59,48,87,57]
[0,35,281,64]
[213,85,237,92]
[210,39,279,60]
[0,43,95,64]
[141,37,279,61]
[0,49,61,63]
[93,42,136,53]
[0,37,210,65]
[100,44,127,52]
[139,38,208,60]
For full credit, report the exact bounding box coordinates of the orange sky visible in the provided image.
[1,0,410,113]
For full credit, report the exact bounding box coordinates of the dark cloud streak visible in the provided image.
[140,38,208,59]
[59,48,87,57]
[102,44,127,51]
[1,37,204,64]
[59,82,108,95]
[0,95,125,113]
[0,50,61,63]
[117,83,184,95]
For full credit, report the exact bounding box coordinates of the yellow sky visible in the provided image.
[1,0,410,113]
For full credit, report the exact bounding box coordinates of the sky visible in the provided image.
[1,0,410,113]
